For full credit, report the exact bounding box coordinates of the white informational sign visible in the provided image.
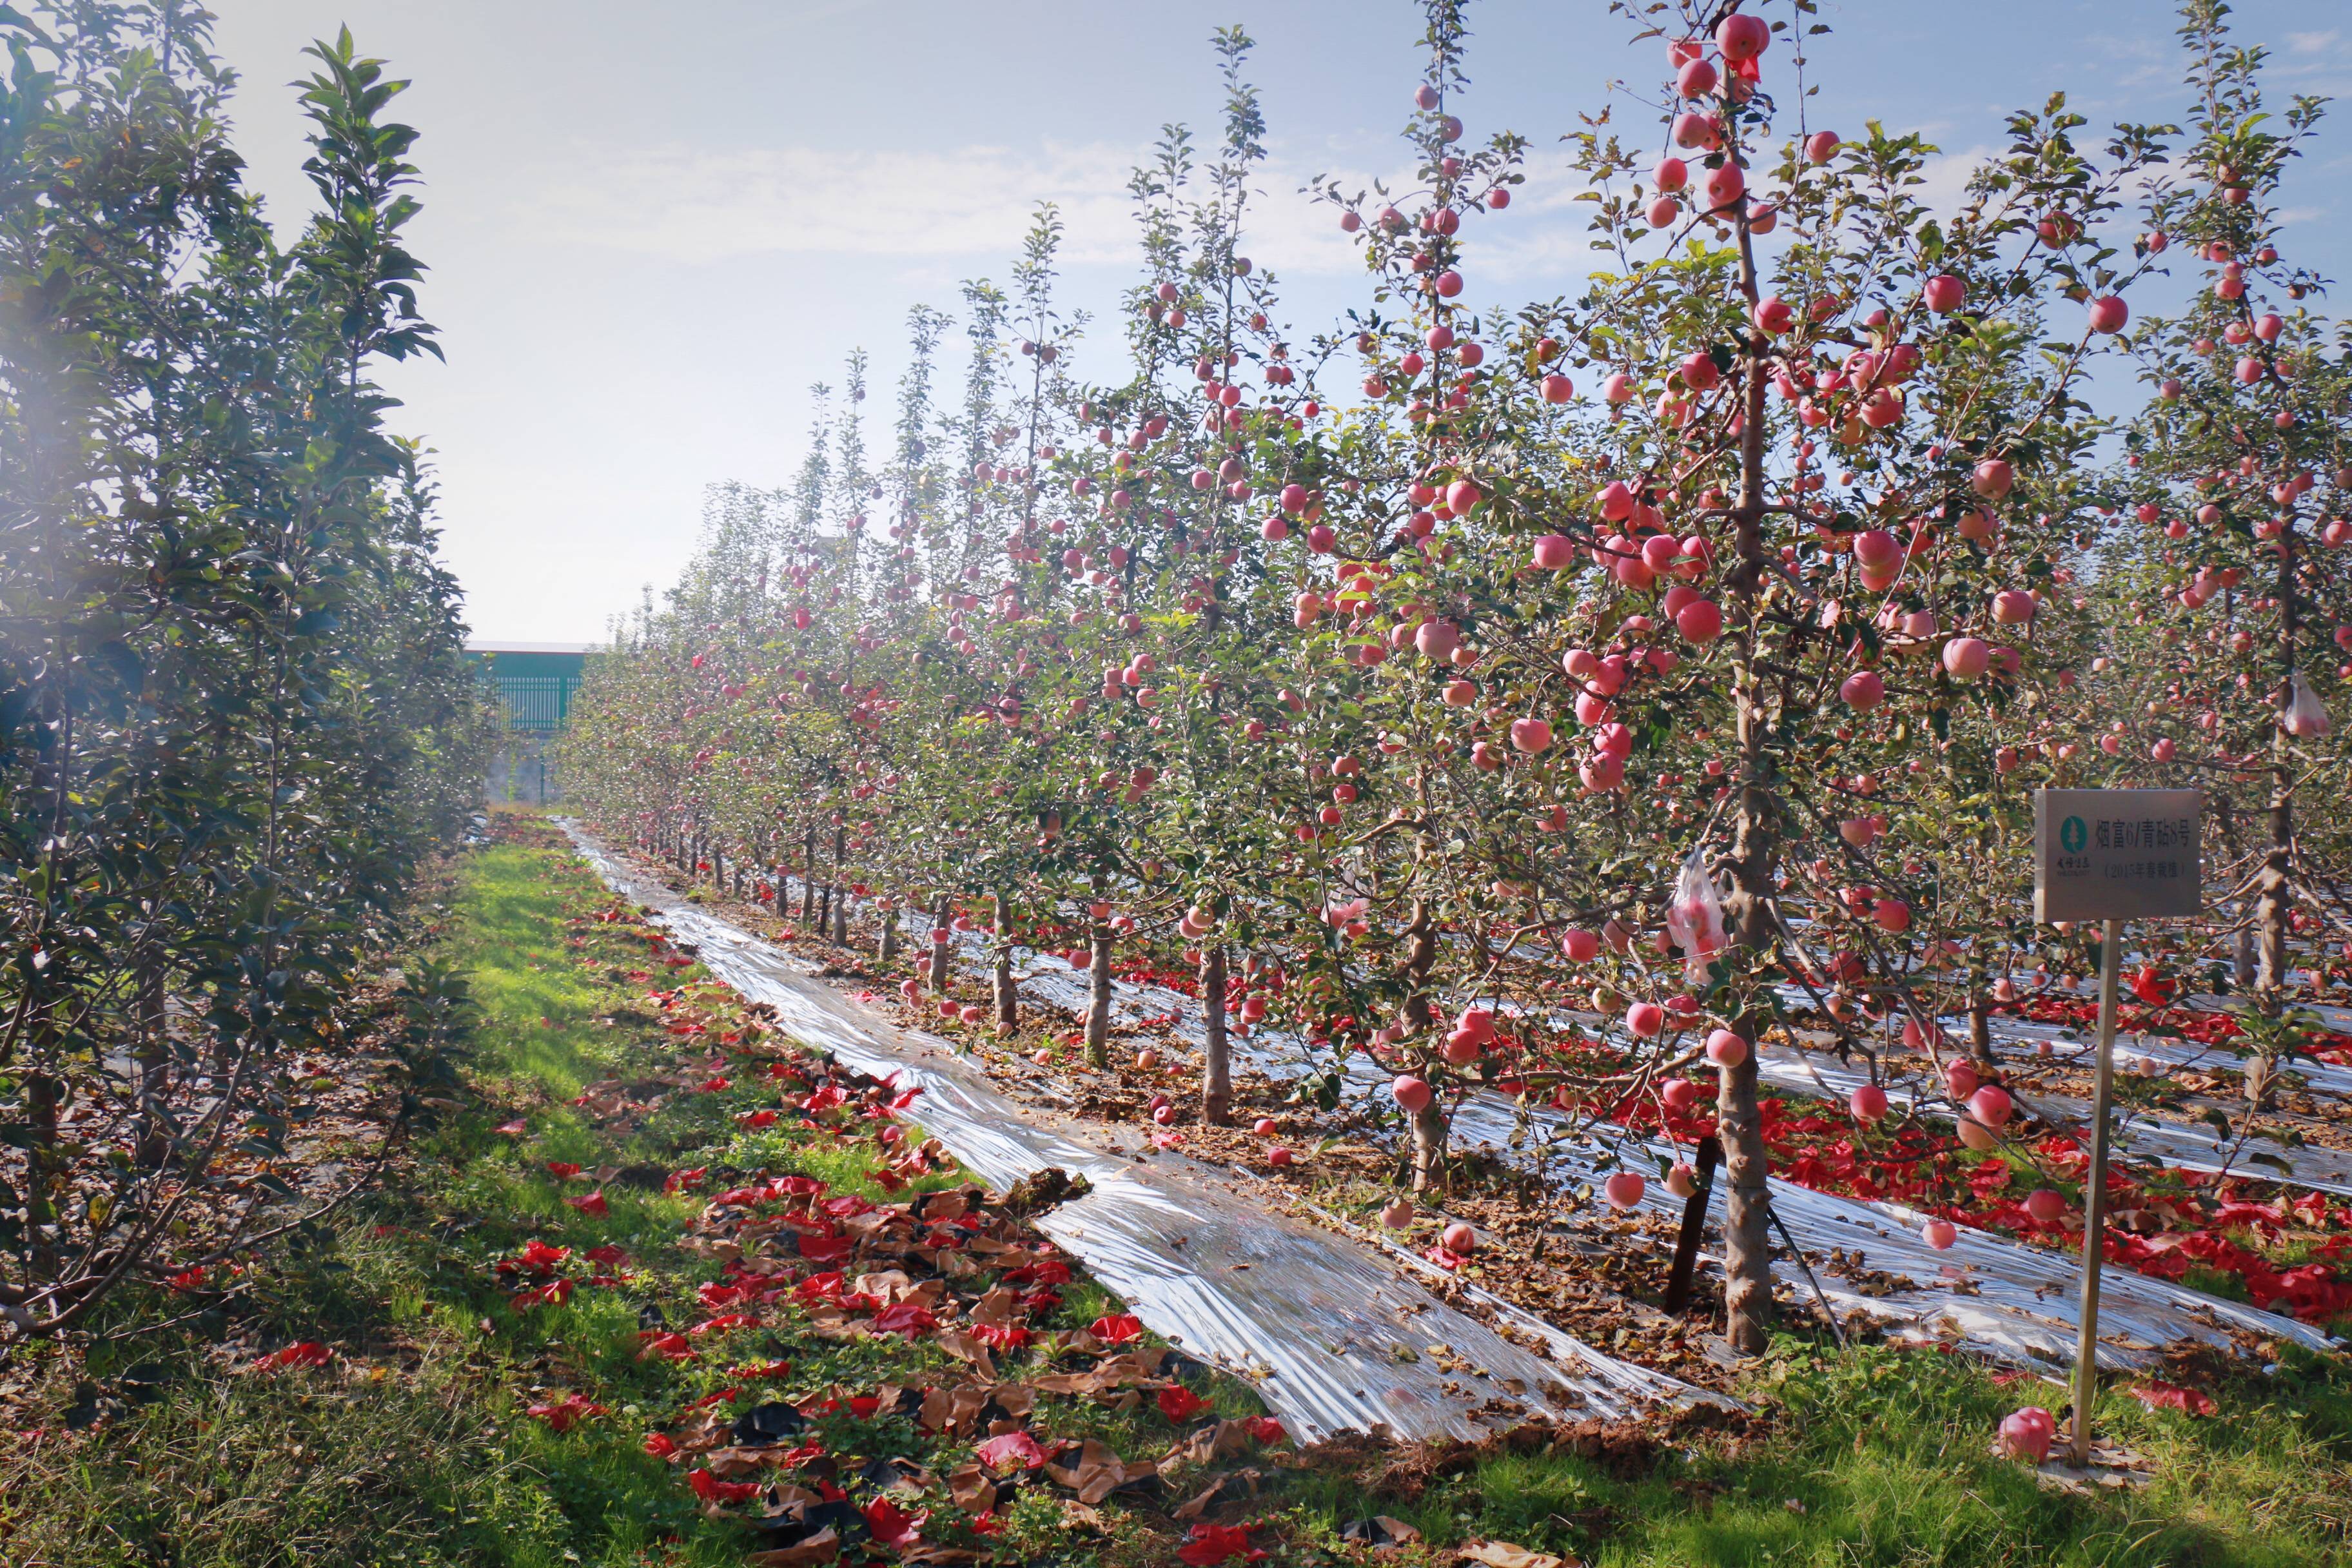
[2033,789,2202,923]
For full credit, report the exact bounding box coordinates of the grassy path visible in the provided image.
[3,825,2348,1568]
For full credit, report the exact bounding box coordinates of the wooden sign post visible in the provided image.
[2034,789,2202,1467]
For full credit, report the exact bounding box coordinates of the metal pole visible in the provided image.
[2068,914,2124,1467]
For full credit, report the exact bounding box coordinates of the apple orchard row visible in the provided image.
[563,2,2352,1353]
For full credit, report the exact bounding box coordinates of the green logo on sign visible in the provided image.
[2060,816,2087,854]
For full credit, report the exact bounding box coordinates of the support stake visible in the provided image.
[1661,1135,1722,1314]
[1768,1200,1846,1349]
[2069,914,2124,1467]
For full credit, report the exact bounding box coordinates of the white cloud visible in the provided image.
[519,108,2168,313]
[511,133,1475,288]
[1910,143,2004,218]
[2079,28,2175,92]
[505,130,1629,293]
[518,140,1152,266]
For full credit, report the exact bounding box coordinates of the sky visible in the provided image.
[204,1,2352,644]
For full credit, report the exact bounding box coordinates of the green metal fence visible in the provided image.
[495,674,579,732]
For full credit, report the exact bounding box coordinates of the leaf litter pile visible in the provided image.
[636,1077,1295,1565]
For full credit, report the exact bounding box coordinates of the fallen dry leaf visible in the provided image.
[1459,1542,1578,1568]
[745,1527,839,1567]
[1172,1474,1227,1520]
[932,1329,998,1378]
[1046,1437,1159,1505]
[947,1464,996,1514]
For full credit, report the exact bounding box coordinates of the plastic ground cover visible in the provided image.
[1963,1010,2352,1101]
[692,865,2337,1368]
[1893,975,2352,1102]
[1222,1012,2340,1371]
[858,891,2338,1371]
[1751,1030,2352,1199]
[563,826,1707,1442]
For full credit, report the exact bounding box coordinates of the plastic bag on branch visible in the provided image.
[1665,848,1728,982]
[2282,670,2333,738]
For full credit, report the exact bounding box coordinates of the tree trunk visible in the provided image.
[135,960,170,1170]
[800,828,818,923]
[26,1063,59,1278]
[827,826,847,942]
[1085,878,1113,1068]
[2246,531,2300,1117]
[929,892,952,995]
[992,891,1018,1030]
[1200,943,1230,1125]
[879,901,899,964]
[1967,955,1994,1066]
[2255,526,2301,1008]
[1410,1102,1448,1191]
[1714,195,1779,1357]
[2254,755,2293,1002]
[1403,892,1445,1191]
[1399,760,1449,1190]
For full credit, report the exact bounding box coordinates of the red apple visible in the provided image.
[1716,11,1769,61]
[1997,1406,2056,1463]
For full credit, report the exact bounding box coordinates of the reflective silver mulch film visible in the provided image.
[1749,1035,2352,1199]
[563,826,1709,1442]
[872,888,2339,1370]
[605,848,2337,1372]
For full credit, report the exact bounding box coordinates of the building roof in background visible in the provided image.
[467,641,594,655]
